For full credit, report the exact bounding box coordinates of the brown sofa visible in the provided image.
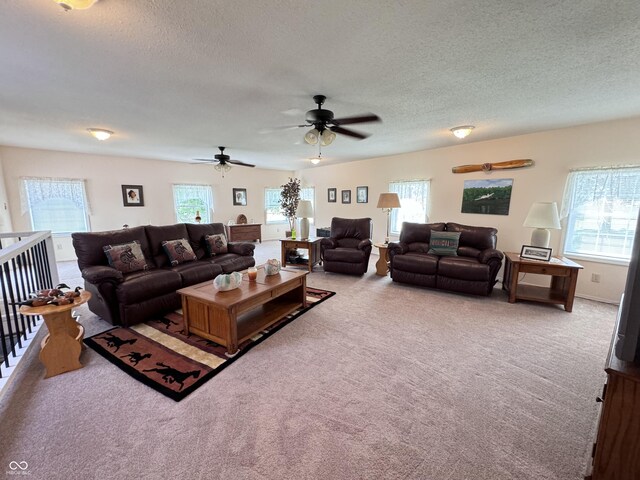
[388,222,503,296]
[72,223,255,326]
[321,217,373,275]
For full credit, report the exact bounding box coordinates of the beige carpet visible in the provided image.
[0,241,615,479]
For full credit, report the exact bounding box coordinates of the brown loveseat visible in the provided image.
[388,222,503,296]
[72,223,255,326]
[321,217,373,275]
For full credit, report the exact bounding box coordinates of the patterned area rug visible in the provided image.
[84,287,335,401]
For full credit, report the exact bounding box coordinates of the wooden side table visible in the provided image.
[502,252,583,311]
[374,243,390,276]
[20,291,91,378]
[280,237,322,272]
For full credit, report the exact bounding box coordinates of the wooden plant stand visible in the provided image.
[20,291,91,378]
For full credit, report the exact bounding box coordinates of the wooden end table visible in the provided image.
[374,243,390,276]
[280,237,323,272]
[19,291,91,378]
[502,252,583,312]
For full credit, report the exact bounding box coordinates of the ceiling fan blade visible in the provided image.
[331,125,369,140]
[227,159,256,167]
[193,158,218,163]
[332,113,381,126]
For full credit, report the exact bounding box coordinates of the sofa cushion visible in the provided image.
[208,253,255,273]
[145,224,190,268]
[116,269,182,304]
[399,222,446,244]
[103,241,149,273]
[170,262,223,286]
[205,233,228,255]
[428,231,460,256]
[445,223,497,250]
[73,226,151,271]
[438,256,490,281]
[324,247,367,264]
[162,238,197,266]
[186,223,227,259]
[392,252,438,275]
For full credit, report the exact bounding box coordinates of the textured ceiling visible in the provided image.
[2,1,640,170]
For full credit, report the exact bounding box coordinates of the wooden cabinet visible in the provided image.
[589,335,640,479]
[225,223,261,243]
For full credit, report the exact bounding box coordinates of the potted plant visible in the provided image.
[280,177,301,238]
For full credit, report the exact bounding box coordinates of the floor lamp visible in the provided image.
[377,193,401,243]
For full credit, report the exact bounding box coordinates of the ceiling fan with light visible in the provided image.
[193,147,255,175]
[291,95,382,146]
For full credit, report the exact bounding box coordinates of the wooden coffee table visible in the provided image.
[178,268,307,355]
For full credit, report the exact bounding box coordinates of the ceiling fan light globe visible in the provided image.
[320,129,336,146]
[304,128,319,145]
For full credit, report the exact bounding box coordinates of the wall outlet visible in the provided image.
[591,273,601,283]
[56,243,63,250]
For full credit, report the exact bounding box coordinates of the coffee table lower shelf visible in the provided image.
[186,295,303,352]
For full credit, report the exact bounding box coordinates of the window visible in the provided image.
[23,177,90,234]
[264,186,315,224]
[562,167,640,262]
[389,180,430,234]
[173,184,213,223]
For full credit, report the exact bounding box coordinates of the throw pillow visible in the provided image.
[162,239,197,266]
[428,231,460,256]
[205,233,228,256]
[103,241,149,273]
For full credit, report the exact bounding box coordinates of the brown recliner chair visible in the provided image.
[321,217,373,275]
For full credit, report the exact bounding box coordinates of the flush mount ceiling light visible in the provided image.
[54,0,98,10]
[87,128,113,141]
[450,125,475,139]
[310,157,321,165]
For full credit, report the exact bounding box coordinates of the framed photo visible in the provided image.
[233,188,247,206]
[122,185,144,207]
[520,245,552,262]
[341,189,351,204]
[328,188,337,203]
[356,186,368,203]
[461,178,513,215]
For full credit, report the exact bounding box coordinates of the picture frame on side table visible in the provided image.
[520,245,552,262]
[356,186,368,203]
[328,188,337,203]
[122,185,144,207]
[233,188,247,206]
[341,190,351,204]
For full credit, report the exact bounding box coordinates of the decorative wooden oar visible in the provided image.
[452,159,533,174]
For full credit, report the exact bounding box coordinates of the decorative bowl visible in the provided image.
[213,272,242,291]
[264,258,281,276]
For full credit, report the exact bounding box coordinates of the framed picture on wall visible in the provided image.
[342,190,351,204]
[122,185,144,207]
[328,188,337,203]
[233,188,247,206]
[356,186,368,203]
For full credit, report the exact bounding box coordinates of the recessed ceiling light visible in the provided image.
[450,125,475,139]
[54,0,98,10]
[87,128,113,141]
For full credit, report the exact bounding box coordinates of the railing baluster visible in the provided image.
[16,253,32,334]
[0,264,17,361]
[11,258,28,345]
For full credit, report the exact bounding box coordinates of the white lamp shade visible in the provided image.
[55,0,98,10]
[320,129,336,146]
[295,200,313,218]
[523,202,561,229]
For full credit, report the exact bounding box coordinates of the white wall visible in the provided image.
[297,116,640,304]
[0,147,293,260]
[3,116,640,302]
[0,151,14,233]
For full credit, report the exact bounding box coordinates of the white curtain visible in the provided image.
[173,184,214,223]
[389,180,430,234]
[21,177,91,215]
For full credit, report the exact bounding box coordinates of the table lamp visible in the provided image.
[377,193,401,243]
[523,201,561,248]
[296,200,313,240]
